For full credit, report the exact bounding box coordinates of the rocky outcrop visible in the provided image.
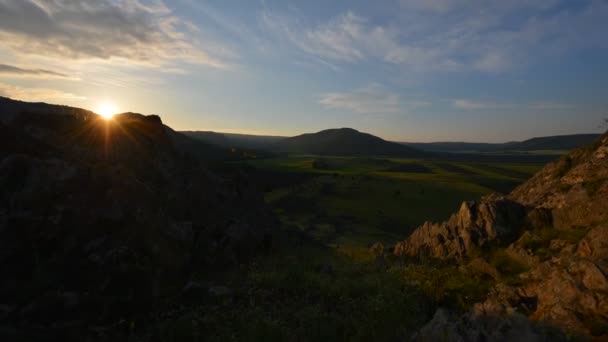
[510,133,608,229]
[394,195,525,262]
[413,307,569,342]
[474,225,608,337]
[403,132,608,338]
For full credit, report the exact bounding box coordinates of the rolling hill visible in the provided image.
[181,130,285,150]
[0,96,248,161]
[273,127,426,157]
[402,134,601,153]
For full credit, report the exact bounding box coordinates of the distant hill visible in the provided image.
[181,131,285,150]
[500,134,601,151]
[402,134,601,153]
[274,127,426,157]
[0,96,250,162]
[401,142,502,153]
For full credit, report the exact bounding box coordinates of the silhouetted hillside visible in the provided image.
[181,130,285,150]
[403,134,600,153]
[501,134,600,151]
[0,97,276,340]
[275,128,426,157]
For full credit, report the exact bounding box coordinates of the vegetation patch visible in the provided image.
[395,263,493,311]
[433,162,478,175]
[382,163,433,173]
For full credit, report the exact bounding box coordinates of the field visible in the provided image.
[241,155,545,252]
[164,154,550,340]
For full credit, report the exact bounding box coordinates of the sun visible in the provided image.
[95,102,118,120]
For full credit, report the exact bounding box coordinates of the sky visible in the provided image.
[0,0,607,142]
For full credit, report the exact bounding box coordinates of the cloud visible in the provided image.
[261,1,608,73]
[453,99,573,110]
[259,10,455,70]
[0,0,230,67]
[529,101,575,110]
[0,82,86,102]
[319,84,401,114]
[452,99,513,110]
[0,64,70,78]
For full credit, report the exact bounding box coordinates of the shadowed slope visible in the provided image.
[275,128,426,157]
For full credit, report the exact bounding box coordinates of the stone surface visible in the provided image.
[394,195,525,262]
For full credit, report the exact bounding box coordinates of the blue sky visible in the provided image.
[0,0,607,142]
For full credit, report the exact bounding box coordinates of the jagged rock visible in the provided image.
[406,133,608,338]
[478,227,608,337]
[394,196,525,262]
[413,307,564,342]
[510,133,608,230]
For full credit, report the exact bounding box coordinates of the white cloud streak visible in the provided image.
[0,64,70,79]
[0,82,86,102]
[319,84,400,114]
[260,1,608,73]
[453,99,574,110]
[0,0,231,68]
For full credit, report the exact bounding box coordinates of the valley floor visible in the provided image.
[147,155,558,341]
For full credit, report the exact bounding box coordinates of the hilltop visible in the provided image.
[403,134,600,153]
[274,127,426,157]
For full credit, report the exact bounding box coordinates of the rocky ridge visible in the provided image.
[0,97,276,340]
[397,132,608,339]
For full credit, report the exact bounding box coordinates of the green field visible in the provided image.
[242,155,544,252]
[163,155,547,340]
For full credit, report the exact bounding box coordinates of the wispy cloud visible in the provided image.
[529,101,575,110]
[259,10,456,71]
[319,84,401,114]
[0,0,232,68]
[453,99,573,110]
[452,99,514,110]
[0,64,70,79]
[0,83,86,102]
[261,1,608,73]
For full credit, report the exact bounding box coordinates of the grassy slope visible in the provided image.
[245,156,542,249]
[148,155,544,341]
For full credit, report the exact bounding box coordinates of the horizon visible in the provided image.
[0,1,607,142]
[3,94,604,144]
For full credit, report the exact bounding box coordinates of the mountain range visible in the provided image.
[182,128,599,156]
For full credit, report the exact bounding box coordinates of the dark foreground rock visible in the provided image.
[0,98,276,340]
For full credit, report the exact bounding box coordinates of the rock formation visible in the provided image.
[401,131,608,338]
[394,195,525,262]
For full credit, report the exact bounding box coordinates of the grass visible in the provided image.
[152,155,544,341]
[241,155,542,248]
[395,263,493,311]
[149,231,435,342]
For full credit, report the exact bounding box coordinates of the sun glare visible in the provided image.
[95,103,118,120]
